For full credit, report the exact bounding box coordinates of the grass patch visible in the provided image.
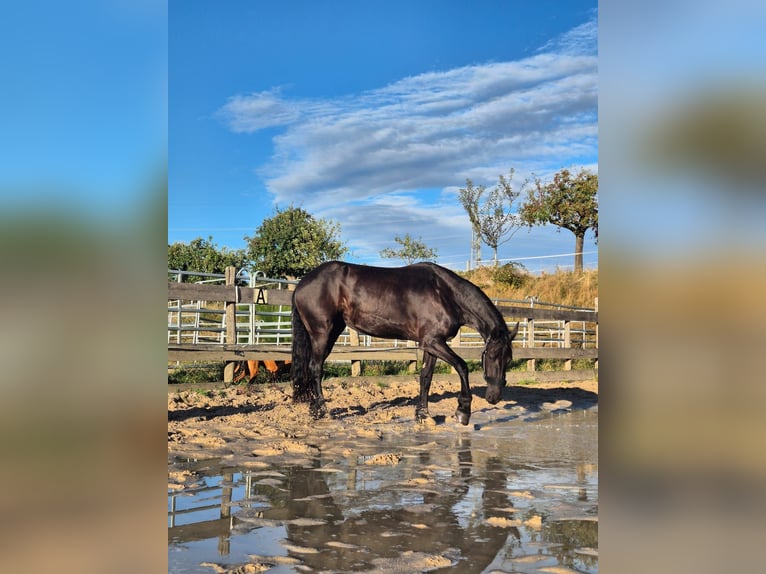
[515,379,537,386]
[361,361,413,376]
[168,363,224,384]
[323,363,352,379]
[508,358,596,372]
[508,359,528,372]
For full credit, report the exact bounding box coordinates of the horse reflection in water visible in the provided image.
[252,435,520,572]
[291,261,519,425]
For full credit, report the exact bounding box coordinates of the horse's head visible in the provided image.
[482,322,520,404]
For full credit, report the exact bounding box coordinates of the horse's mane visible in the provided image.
[417,263,508,339]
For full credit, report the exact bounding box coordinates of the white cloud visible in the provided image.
[248,54,595,203]
[216,16,598,268]
[537,12,598,56]
[216,88,302,132]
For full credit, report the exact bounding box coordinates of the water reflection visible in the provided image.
[543,519,598,571]
[168,464,235,555]
[169,409,597,573]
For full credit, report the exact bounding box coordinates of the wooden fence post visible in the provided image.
[219,470,233,555]
[563,320,572,371]
[407,340,418,373]
[526,317,536,372]
[223,266,237,383]
[349,328,362,376]
[175,271,182,345]
[450,329,462,374]
[594,297,598,371]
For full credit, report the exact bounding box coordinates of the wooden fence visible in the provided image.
[168,267,598,383]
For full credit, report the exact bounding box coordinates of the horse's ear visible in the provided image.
[509,321,520,340]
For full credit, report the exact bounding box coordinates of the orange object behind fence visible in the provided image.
[232,359,292,383]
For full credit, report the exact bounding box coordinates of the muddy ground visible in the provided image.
[168,374,598,465]
[168,375,598,573]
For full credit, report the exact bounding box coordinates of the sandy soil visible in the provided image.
[168,374,598,465]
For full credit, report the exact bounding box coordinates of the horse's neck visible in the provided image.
[430,264,505,341]
[460,289,505,341]
[466,311,502,341]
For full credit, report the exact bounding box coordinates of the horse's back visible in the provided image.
[296,261,457,303]
[293,261,346,298]
[295,261,463,340]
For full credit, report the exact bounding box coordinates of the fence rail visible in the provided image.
[168,267,598,382]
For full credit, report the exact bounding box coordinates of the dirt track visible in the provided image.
[168,375,598,466]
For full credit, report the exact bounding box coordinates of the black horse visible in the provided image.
[291,261,519,425]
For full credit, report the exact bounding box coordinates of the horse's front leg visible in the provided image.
[416,352,437,422]
[453,361,472,425]
[422,339,472,425]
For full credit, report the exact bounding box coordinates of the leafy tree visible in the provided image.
[380,234,438,265]
[519,168,598,274]
[244,206,347,278]
[168,236,247,282]
[458,170,525,267]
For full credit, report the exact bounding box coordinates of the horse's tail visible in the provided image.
[290,296,313,403]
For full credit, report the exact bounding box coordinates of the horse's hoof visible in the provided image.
[454,410,471,426]
[310,402,327,419]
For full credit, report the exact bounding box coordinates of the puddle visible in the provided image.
[169,407,597,573]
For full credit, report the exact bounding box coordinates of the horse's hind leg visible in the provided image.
[308,348,328,418]
[308,318,346,419]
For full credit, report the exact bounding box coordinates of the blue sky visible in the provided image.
[0,1,166,217]
[169,0,598,272]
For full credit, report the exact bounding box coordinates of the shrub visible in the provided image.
[493,262,529,288]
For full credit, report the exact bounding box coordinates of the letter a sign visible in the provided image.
[255,288,268,304]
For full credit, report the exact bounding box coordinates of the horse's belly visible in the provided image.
[347,312,414,342]
[360,326,412,341]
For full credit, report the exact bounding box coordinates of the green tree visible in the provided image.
[458,170,524,267]
[380,234,438,264]
[244,206,347,278]
[519,168,598,274]
[168,236,247,282]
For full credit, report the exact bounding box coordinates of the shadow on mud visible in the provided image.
[168,402,277,423]
[502,384,599,411]
[361,384,599,418]
[169,383,597,425]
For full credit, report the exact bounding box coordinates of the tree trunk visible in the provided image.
[574,232,584,273]
[472,227,481,267]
